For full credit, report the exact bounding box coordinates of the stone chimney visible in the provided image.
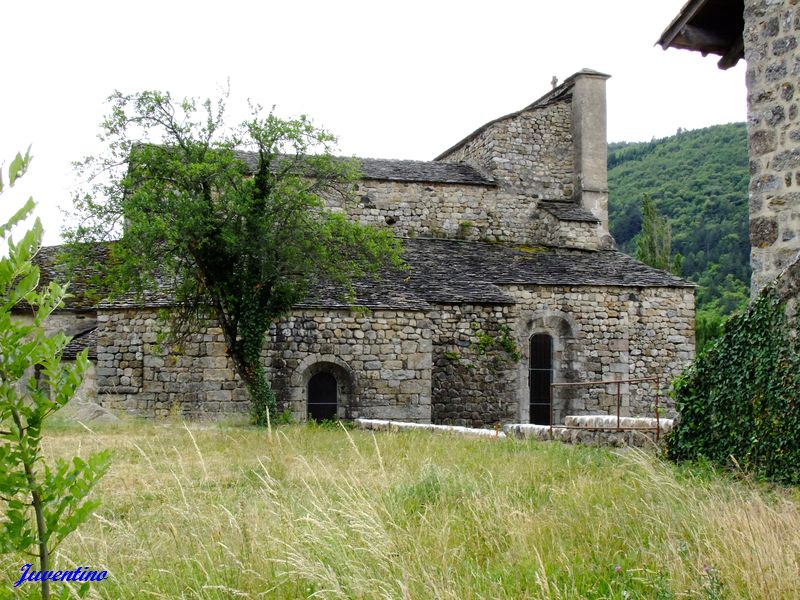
[570,69,611,230]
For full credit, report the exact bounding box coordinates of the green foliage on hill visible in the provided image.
[609,123,750,318]
[668,286,800,484]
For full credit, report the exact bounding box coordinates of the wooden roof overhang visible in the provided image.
[657,0,745,70]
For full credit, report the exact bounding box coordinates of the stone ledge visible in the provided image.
[564,415,674,433]
[503,423,664,448]
[354,418,505,438]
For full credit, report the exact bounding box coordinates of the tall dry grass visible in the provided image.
[1,420,798,599]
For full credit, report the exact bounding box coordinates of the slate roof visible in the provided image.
[31,243,177,310]
[63,327,98,360]
[32,238,692,313]
[357,158,494,185]
[538,201,600,223]
[399,238,692,304]
[32,244,111,310]
[234,151,494,186]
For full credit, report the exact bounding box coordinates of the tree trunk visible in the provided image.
[218,328,275,429]
[11,407,50,600]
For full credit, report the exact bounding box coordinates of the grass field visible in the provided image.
[2,421,799,599]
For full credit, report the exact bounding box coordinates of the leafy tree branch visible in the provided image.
[1,150,110,600]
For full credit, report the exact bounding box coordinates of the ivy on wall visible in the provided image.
[443,323,521,366]
[667,286,799,484]
[470,323,521,363]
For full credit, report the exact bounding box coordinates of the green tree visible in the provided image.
[694,308,725,354]
[0,150,110,599]
[608,123,750,315]
[66,91,402,427]
[635,194,682,276]
[694,272,748,352]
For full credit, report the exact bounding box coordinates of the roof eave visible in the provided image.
[657,0,745,70]
[358,175,496,187]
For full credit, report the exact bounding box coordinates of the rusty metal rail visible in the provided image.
[549,376,664,441]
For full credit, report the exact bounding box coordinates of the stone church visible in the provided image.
[37,69,695,427]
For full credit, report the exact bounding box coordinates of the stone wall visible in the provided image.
[96,310,145,395]
[15,310,96,339]
[266,309,433,423]
[440,99,575,201]
[557,219,609,250]
[326,180,498,239]
[744,0,800,293]
[775,254,800,332]
[92,282,693,426]
[96,309,250,418]
[426,284,694,428]
[95,307,433,422]
[506,285,694,423]
[429,304,519,427]
[13,311,97,407]
[324,177,607,250]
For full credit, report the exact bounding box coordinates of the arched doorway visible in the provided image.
[307,372,338,421]
[529,333,553,425]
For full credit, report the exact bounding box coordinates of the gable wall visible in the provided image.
[316,73,615,250]
[439,99,575,201]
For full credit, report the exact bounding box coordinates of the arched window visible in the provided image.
[308,372,338,421]
[529,334,553,425]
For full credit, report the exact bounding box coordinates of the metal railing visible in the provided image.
[549,376,664,440]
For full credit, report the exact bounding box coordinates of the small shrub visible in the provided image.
[470,322,521,362]
[274,409,295,425]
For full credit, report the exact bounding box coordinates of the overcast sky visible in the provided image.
[1,0,747,245]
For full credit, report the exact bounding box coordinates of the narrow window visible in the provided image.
[308,372,338,421]
[529,334,553,425]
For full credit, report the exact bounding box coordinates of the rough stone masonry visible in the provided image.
[745,0,800,293]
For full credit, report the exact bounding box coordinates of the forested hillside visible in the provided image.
[608,123,750,314]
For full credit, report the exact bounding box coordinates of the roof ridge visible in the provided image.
[233,150,495,186]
